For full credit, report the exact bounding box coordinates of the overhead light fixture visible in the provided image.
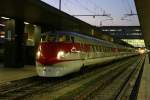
[0,24,6,27]
[24,22,30,25]
[0,35,5,38]
[1,16,10,20]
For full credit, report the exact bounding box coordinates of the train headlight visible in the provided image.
[36,51,41,58]
[138,48,145,54]
[57,51,65,59]
[36,46,42,58]
[139,49,145,54]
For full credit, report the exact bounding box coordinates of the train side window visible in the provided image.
[108,47,110,52]
[94,45,96,52]
[66,35,70,41]
[96,45,98,52]
[103,47,105,52]
[90,45,94,52]
[104,47,106,52]
[93,46,96,52]
[97,45,101,52]
[106,47,108,52]
[97,45,100,51]
[101,46,103,52]
[110,47,112,52]
[99,46,101,52]
[71,36,74,43]
[102,47,104,52]
[41,34,46,41]
[92,45,95,52]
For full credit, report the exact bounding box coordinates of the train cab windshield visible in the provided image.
[41,34,56,42]
[41,32,73,43]
[46,34,56,42]
[58,34,70,42]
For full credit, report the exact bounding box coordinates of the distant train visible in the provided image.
[36,31,138,77]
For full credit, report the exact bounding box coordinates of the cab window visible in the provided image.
[58,35,70,42]
[46,34,56,42]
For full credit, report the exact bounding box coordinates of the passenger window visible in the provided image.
[71,36,74,43]
[99,46,101,52]
[66,35,70,41]
[100,46,103,52]
[41,34,46,42]
[92,46,94,52]
[97,45,99,51]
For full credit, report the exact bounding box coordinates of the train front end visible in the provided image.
[36,42,63,77]
[36,32,82,77]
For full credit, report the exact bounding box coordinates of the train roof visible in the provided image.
[46,31,132,49]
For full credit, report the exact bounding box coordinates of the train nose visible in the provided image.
[36,43,58,65]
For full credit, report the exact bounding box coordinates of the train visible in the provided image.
[36,31,138,77]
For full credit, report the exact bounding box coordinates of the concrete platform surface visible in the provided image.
[138,54,150,100]
[0,65,37,85]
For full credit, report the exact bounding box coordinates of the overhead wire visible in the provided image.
[126,0,133,13]
[62,0,74,13]
[130,0,137,13]
[121,0,130,13]
[75,0,96,14]
[57,0,114,26]
[86,0,102,14]
[88,0,106,15]
[63,0,91,14]
[61,0,108,17]
[120,0,133,21]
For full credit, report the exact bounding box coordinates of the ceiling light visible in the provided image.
[1,16,10,20]
[0,24,6,27]
[24,22,30,25]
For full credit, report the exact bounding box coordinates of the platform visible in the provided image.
[138,54,150,100]
[0,65,37,85]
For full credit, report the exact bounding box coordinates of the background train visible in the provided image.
[36,31,138,77]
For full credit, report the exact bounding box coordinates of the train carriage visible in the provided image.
[36,31,137,77]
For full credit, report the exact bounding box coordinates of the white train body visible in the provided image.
[36,31,137,77]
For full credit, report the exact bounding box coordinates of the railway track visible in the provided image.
[0,56,144,100]
[25,56,142,100]
[0,77,61,100]
[57,56,143,100]
[86,55,145,100]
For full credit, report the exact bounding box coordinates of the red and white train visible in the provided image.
[36,31,137,77]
